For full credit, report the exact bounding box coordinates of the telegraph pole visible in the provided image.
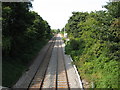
[64,27,65,37]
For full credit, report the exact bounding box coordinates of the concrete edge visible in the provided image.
[68,55,84,90]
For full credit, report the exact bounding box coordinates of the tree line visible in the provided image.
[2,2,52,86]
[65,1,120,88]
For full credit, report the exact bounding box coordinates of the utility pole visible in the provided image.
[64,27,65,37]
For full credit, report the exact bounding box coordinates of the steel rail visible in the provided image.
[28,36,56,90]
[39,37,57,90]
[56,36,70,89]
[27,35,70,90]
[59,38,70,90]
[55,37,59,90]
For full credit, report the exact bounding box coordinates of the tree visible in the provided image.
[2,2,52,56]
[104,2,120,18]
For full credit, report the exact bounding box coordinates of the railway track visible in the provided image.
[28,35,70,89]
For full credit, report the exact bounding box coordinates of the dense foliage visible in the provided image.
[65,2,120,88]
[2,2,52,87]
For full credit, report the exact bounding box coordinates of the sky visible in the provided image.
[31,0,110,29]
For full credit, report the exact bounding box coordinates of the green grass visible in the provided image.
[2,60,25,87]
[2,39,48,87]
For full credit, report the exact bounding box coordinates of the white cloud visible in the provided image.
[31,0,109,29]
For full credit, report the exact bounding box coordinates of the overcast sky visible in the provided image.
[31,0,110,29]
